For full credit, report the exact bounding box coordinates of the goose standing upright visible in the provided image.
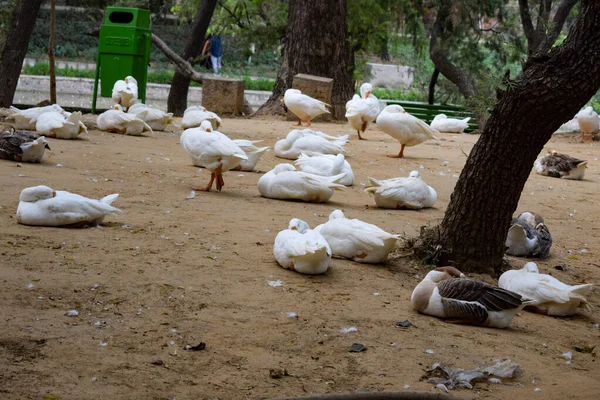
[411,267,532,328]
[283,88,330,126]
[273,218,332,274]
[364,171,437,209]
[376,105,439,158]
[498,262,593,316]
[0,129,50,162]
[180,121,247,192]
[576,106,598,142]
[505,211,552,258]
[534,150,587,180]
[345,83,380,140]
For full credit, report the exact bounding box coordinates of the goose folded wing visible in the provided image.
[437,278,525,311]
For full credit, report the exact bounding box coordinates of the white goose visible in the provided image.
[96,105,153,136]
[411,267,532,328]
[345,83,380,140]
[257,163,345,203]
[9,104,64,130]
[430,114,471,134]
[283,88,330,126]
[364,171,437,209]
[0,129,50,163]
[576,106,598,142]
[181,105,222,130]
[36,111,87,139]
[505,211,552,258]
[111,76,138,110]
[180,121,247,192]
[534,150,587,180]
[314,210,399,263]
[274,129,348,159]
[499,262,593,317]
[231,139,269,171]
[273,218,332,275]
[376,105,439,158]
[16,185,121,227]
[128,103,173,131]
[294,152,354,186]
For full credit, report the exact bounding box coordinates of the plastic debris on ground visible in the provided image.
[340,326,358,334]
[424,359,524,390]
[184,342,206,351]
[348,343,367,352]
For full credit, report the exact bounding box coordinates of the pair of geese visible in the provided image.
[10,104,87,139]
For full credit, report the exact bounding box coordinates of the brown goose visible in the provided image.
[534,150,587,180]
[411,267,532,328]
[0,128,50,163]
[506,211,552,258]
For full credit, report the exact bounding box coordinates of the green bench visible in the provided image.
[384,100,479,133]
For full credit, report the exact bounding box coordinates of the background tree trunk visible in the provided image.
[0,0,44,107]
[49,0,56,104]
[427,68,439,104]
[166,0,218,116]
[256,0,354,120]
[417,0,600,275]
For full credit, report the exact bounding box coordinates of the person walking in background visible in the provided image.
[202,34,222,74]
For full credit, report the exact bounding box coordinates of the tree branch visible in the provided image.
[548,0,579,44]
[518,0,536,48]
[218,0,245,28]
[150,33,206,83]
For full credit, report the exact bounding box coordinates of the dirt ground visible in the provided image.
[0,113,598,400]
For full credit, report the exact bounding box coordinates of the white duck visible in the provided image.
[364,171,437,209]
[274,129,348,159]
[181,105,222,129]
[534,150,587,180]
[16,185,121,227]
[96,105,153,136]
[180,121,247,191]
[258,163,345,203]
[294,152,354,186]
[576,106,598,142]
[505,211,552,258]
[499,262,593,317]
[345,83,380,140]
[111,76,138,110]
[231,139,269,171]
[411,267,532,328]
[128,103,173,131]
[314,210,399,263]
[9,104,64,130]
[376,105,439,158]
[283,88,330,126]
[0,129,50,163]
[430,114,471,134]
[35,111,87,139]
[273,218,332,275]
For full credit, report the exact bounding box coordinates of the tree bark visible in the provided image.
[0,0,44,107]
[427,68,439,105]
[49,0,56,104]
[256,0,354,120]
[166,0,218,116]
[418,0,600,275]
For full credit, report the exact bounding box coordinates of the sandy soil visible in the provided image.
[0,114,599,400]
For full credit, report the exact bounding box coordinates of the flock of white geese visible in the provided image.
[0,77,596,329]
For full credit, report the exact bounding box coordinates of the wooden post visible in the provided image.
[48,0,56,104]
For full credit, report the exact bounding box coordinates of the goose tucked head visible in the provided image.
[433,114,447,121]
[360,83,373,99]
[329,209,345,220]
[522,262,539,273]
[51,104,64,114]
[19,185,56,202]
[113,104,123,111]
[383,105,406,114]
[424,266,466,282]
[409,170,421,179]
[288,218,310,233]
[518,211,544,227]
[199,120,213,132]
[285,129,304,143]
[125,76,137,85]
[273,163,296,174]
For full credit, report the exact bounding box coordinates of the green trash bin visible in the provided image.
[92,7,151,113]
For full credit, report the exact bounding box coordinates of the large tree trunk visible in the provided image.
[417,0,600,275]
[0,0,44,107]
[166,0,218,116]
[257,0,354,120]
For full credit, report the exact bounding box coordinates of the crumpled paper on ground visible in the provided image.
[424,359,523,390]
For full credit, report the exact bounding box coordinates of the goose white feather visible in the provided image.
[576,106,598,142]
[128,103,173,131]
[111,76,138,109]
[36,111,87,139]
[430,114,471,134]
[364,170,437,209]
[274,129,348,159]
[231,139,269,171]
[273,218,332,274]
[97,105,153,136]
[283,88,330,126]
[9,104,64,130]
[294,152,354,186]
[345,83,380,139]
[181,105,222,129]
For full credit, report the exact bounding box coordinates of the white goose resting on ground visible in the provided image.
[430,114,471,134]
[111,76,138,110]
[576,106,598,142]
[9,104,64,130]
[231,140,269,171]
[35,111,87,139]
[314,210,399,263]
[411,267,532,328]
[96,105,153,136]
[274,129,348,159]
[180,121,247,191]
[283,88,330,126]
[294,152,354,186]
[128,103,174,131]
[181,105,222,130]
[273,218,332,275]
[376,105,439,158]
[364,171,437,209]
[257,163,345,203]
[0,128,50,162]
[499,262,593,317]
[16,185,121,227]
[505,211,552,258]
[534,150,587,180]
[345,83,380,140]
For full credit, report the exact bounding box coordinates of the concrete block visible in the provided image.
[287,73,333,122]
[364,63,414,89]
[201,76,245,116]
